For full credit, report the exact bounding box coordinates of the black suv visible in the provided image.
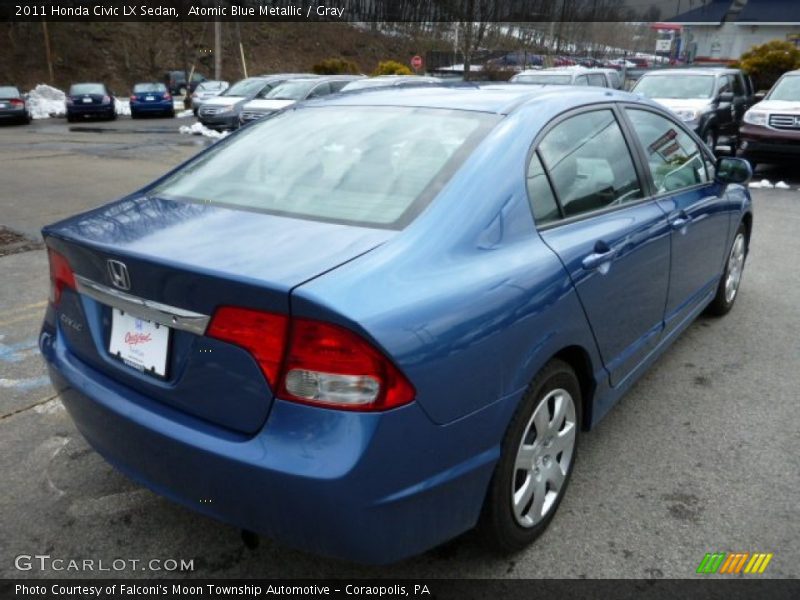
[631,68,754,152]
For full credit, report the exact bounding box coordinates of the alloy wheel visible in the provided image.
[511,388,577,528]
[725,233,746,304]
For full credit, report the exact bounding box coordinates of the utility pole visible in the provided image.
[214,20,222,80]
[42,21,54,83]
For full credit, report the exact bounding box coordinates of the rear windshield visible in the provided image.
[151,106,499,229]
[768,75,800,101]
[514,74,573,85]
[222,78,268,97]
[70,83,106,95]
[633,75,715,99]
[0,86,20,97]
[133,83,167,93]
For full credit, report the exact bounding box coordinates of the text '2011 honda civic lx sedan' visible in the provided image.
[39,85,753,564]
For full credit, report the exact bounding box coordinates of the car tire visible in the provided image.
[707,223,748,317]
[479,358,582,553]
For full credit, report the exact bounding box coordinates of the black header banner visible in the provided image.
[4,0,800,23]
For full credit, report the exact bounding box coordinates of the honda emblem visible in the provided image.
[107,259,131,291]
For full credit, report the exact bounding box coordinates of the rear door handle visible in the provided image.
[582,247,615,271]
[669,210,691,230]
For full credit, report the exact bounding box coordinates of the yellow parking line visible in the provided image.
[0,310,45,328]
[1,300,47,316]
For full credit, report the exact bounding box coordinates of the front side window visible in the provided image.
[151,106,499,228]
[574,76,589,86]
[625,109,708,194]
[265,80,319,100]
[537,110,642,218]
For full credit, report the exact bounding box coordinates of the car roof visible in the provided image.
[309,83,643,115]
[641,68,736,77]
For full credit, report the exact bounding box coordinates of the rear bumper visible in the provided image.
[40,323,511,564]
[67,105,115,117]
[0,109,28,121]
[131,102,173,114]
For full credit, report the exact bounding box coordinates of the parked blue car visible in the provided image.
[40,85,752,563]
[129,82,175,118]
[66,82,116,121]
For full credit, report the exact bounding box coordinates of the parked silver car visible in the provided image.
[191,80,229,115]
[511,68,615,88]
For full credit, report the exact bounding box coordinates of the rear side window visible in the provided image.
[152,106,499,229]
[308,82,331,98]
[574,76,589,86]
[526,153,560,225]
[625,109,708,193]
[537,110,642,218]
[588,74,606,87]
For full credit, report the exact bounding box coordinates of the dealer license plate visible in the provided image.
[109,308,170,377]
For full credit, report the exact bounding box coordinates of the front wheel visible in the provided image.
[707,224,747,316]
[479,359,581,553]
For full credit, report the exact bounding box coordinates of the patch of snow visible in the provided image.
[176,109,194,118]
[748,179,774,189]
[114,98,131,116]
[27,84,66,119]
[179,122,228,139]
[774,181,790,189]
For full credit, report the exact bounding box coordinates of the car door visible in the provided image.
[622,106,729,336]
[715,76,736,137]
[532,107,671,387]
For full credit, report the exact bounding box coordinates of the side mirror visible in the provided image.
[754,91,767,101]
[718,91,734,103]
[715,157,752,185]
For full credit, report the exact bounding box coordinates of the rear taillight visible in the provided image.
[102,95,111,104]
[207,308,415,412]
[207,307,289,389]
[10,98,24,107]
[129,95,136,102]
[48,249,76,306]
[65,97,73,105]
[164,93,172,101]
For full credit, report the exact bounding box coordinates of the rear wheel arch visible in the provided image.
[551,346,596,431]
[741,212,753,252]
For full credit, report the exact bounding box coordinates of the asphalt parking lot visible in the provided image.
[1,116,798,579]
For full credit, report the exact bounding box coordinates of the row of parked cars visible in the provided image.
[507,65,800,168]
[194,73,441,131]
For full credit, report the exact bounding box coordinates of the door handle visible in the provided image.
[582,247,615,271]
[669,210,691,230]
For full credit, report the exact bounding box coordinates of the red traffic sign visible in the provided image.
[410,55,424,70]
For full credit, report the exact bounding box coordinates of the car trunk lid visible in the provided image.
[44,195,393,434]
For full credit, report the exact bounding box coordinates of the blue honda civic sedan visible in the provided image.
[40,85,752,563]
